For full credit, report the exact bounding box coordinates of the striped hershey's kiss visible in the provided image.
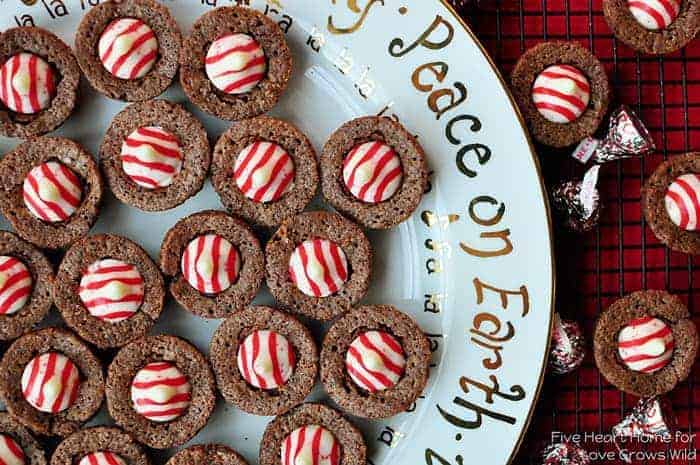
[627,0,681,31]
[288,239,348,298]
[237,330,296,390]
[98,18,158,80]
[0,256,32,316]
[205,33,266,95]
[23,161,82,223]
[120,126,183,189]
[130,361,191,422]
[664,173,700,231]
[617,316,674,373]
[21,352,81,413]
[77,452,127,465]
[342,141,403,204]
[78,258,145,323]
[0,434,25,465]
[233,141,295,203]
[180,234,241,295]
[345,330,406,392]
[0,52,56,114]
[281,425,340,465]
[531,64,591,124]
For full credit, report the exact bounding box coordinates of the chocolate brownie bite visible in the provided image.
[0,327,105,437]
[259,403,365,465]
[0,27,79,138]
[105,334,216,449]
[0,137,103,250]
[53,234,165,349]
[212,117,318,228]
[166,444,248,465]
[100,99,211,212]
[180,6,292,121]
[321,117,427,230]
[51,427,150,465]
[0,413,46,465]
[209,306,318,416]
[159,210,264,318]
[75,0,182,101]
[265,211,371,321]
[593,290,699,397]
[0,232,53,341]
[511,41,610,147]
[320,305,430,419]
[642,153,700,254]
[603,0,700,55]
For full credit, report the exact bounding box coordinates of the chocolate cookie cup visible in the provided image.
[259,403,366,465]
[320,305,431,419]
[0,231,53,341]
[642,153,700,254]
[0,27,79,138]
[0,413,46,465]
[106,334,216,449]
[180,6,292,121]
[593,290,699,397]
[75,0,182,101]
[212,116,319,228]
[51,427,150,465]
[210,306,318,416]
[166,444,248,465]
[511,41,610,147]
[53,234,165,349]
[0,137,103,250]
[0,327,105,437]
[160,210,263,318]
[265,211,372,321]
[603,0,700,55]
[100,99,211,212]
[321,116,428,229]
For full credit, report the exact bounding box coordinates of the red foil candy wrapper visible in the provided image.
[542,441,591,465]
[548,313,586,375]
[572,106,655,164]
[550,166,601,233]
[612,397,675,441]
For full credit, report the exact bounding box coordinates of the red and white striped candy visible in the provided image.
[0,53,55,115]
[77,452,127,465]
[281,425,340,465]
[288,239,348,298]
[0,256,32,316]
[22,161,82,223]
[0,434,25,465]
[664,174,700,231]
[98,18,158,80]
[130,361,191,422]
[180,234,240,295]
[205,33,266,95]
[21,352,80,413]
[617,317,674,373]
[120,126,183,189]
[343,141,403,203]
[237,330,296,390]
[627,0,680,31]
[345,330,406,392]
[532,65,591,124]
[233,141,294,203]
[78,259,144,323]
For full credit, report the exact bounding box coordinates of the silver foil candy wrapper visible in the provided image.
[550,165,601,233]
[548,313,586,375]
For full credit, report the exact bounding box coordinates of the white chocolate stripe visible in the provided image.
[617,317,674,373]
[281,425,341,465]
[78,259,144,323]
[205,33,266,94]
[237,330,296,390]
[345,330,406,392]
[532,64,590,124]
[0,52,55,114]
[0,434,25,465]
[21,352,80,413]
[288,239,348,298]
[78,452,127,465]
[23,161,82,223]
[628,0,681,30]
[121,126,183,189]
[664,174,700,231]
[98,18,158,80]
[0,256,32,316]
[130,362,191,422]
[342,141,402,203]
[180,234,240,295]
[233,141,294,203]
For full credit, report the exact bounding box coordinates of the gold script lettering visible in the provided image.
[473,278,529,317]
[328,0,384,34]
[389,15,454,57]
